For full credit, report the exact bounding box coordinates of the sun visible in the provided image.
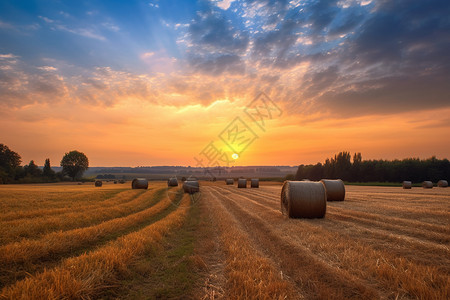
[232,153,239,160]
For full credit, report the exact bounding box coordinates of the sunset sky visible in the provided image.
[1,0,449,167]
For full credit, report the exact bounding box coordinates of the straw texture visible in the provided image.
[132,178,148,189]
[320,179,345,201]
[280,181,327,218]
[237,179,247,188]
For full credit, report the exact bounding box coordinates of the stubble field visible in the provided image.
[0,181,448,299]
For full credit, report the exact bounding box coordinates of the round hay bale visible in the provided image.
[94,180,102,187]
[77,182,83,185]
[132,178,148,189]
[280,181,326,218]
[402,181,412,189]
[225,178,234,185]
[437,180,448,187]
[320,179,345,201]
[237,178,247,188]
[183,180,199,194]
[113,180,118,184]
[250,178,259,188]
[167,177,178,187]
[422,181,433,189]
[119,179,125,184]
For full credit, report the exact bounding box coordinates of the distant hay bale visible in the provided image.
[94,180,102,187]
[119,179,125,184]
[250,178,259,188]
[280,181,326,218]
[237,178,247,188]
[437,180,448,187]
[168,177,179,187]
[320,179,345,201]
[183,180,199,194]
[422,181,433,189]
[402,181,412,189]
[132,178,148,189]
[225,179,234,185]
[113,180,118,184]
[77,182,83,185]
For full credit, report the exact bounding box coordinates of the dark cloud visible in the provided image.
[186,4,249,75]
[189,12,249,52]
[307,0,339,33]
[300,65,339,99]
[189,54,244,76]
[313,70,450,116]
[328,11,365,36]
[252,18,300,68]
[285,0,450,116]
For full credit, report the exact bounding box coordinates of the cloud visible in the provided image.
[247,0,450,117]
[53,24,106,41]
[38,15,107,41]
[0,20,15,29]
[36,66,58,71]
[38,16,55,23]
[185,4,249,75]
[214,0,235,10]
[0,56,68,109]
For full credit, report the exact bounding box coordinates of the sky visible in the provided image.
[0,0,449,167]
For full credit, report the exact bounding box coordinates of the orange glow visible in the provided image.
[2,93,449,167]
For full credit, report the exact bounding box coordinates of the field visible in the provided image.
[0,182,449,299]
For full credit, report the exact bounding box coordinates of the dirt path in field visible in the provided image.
[201,184,449,299]
[207,186,380,299]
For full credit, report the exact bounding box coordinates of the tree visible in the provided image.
[43,158,56,179]
[60,151,89,181]
[24,160,42,177]
[0,144,22,183]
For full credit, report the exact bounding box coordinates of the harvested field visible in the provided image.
[0,182,448,299]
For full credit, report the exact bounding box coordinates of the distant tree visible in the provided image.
[296,151,450,183]
[284,174,295,181]
[24,160,42,177]
[43,158,56,179]
[0,144,22,183]
[60,150,89,181]
[334,151,352,181]
[351,152,362,181]
[309,163,324,181]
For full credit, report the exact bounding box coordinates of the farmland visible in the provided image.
[0,182,449,299]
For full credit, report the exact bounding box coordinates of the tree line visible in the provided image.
[295,151,450,183]
[0,143,89,184]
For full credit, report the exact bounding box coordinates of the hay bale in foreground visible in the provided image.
[167,177,178,187]
[183,180,199,194]
[437,180,448,187]
[132,178,148,189]
[402,181,412,189]
[238,178,247,188]
[225,179,234,185]
[320,179,345,201]
[250,178,259,188]
[281,181,326,218]
[94,180,102,187]
[422,181,433,189]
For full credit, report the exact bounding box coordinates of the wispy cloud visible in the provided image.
[0,20,14,29]
[38,15,54,23]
